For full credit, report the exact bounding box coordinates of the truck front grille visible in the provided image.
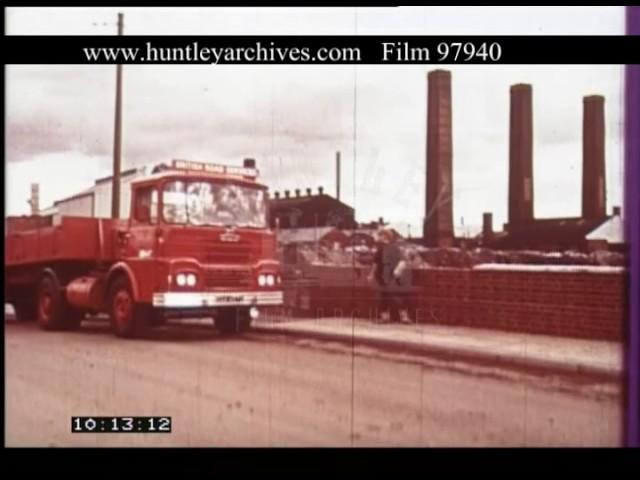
[204,268,252,288]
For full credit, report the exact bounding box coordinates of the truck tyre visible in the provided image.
[37,275,78,331]
[215,308,252,335]
[108,276,148,338]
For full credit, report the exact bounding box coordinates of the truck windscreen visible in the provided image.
[162,180,267,228]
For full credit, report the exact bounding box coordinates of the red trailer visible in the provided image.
[5,159,283,337]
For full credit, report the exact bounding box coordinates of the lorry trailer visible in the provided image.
[5,159,283,337]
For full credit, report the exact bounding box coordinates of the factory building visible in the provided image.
[268,187,357,230]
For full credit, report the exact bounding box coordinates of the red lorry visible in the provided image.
[5,159,283,337]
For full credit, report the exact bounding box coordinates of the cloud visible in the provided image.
[6,66,114,162]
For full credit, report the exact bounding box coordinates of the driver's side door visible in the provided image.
[126,185,160,258]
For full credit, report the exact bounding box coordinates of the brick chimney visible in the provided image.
[423,69,454,247]
[582,95,606,219]
[482,212,494,243]
[508,83,534,227]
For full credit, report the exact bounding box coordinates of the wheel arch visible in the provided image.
[105,262,140,303]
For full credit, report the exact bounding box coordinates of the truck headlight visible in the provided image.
[258,273,276,287]
[176,272,197,287]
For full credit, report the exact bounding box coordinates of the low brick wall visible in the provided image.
[275,265,625,341]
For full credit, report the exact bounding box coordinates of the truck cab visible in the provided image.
[115,159,282,332]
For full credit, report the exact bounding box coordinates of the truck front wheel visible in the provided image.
[108,277,148,338]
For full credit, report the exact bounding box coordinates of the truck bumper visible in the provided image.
[152,290,283,308]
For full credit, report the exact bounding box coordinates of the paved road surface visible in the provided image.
[5,318,622,447]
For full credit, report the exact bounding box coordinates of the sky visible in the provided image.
[5,6,626,236]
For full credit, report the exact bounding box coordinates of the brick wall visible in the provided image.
[278,266,625,341]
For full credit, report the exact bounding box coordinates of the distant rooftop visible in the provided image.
[277,226,339,245]
[586,215,624,243]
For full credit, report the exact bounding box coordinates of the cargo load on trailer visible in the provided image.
[5,159,283,337]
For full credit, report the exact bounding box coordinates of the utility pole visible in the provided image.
[111,12,124,219]
[335,151,341,202]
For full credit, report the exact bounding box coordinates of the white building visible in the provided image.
[39,165,153,221]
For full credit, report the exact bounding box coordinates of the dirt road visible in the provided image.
[4,318,622,446]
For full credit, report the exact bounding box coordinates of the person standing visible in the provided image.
[368,228,412,323]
